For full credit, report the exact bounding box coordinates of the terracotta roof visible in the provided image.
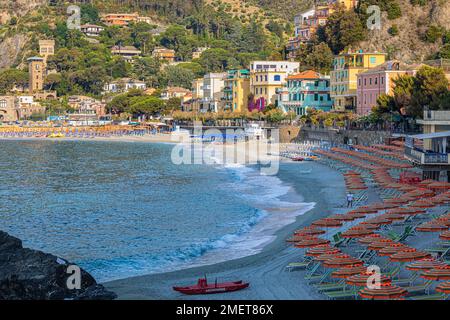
[287,70,322,80]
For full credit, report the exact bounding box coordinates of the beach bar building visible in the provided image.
[404,111,450,181]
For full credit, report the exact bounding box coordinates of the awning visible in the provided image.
[407,130,450,140]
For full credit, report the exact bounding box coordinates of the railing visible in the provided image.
[405,146,450,165]
[422,110,450,121]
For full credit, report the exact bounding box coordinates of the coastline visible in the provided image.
[104,160,347,300]
[1,135,347,299]
[0,133,180,144]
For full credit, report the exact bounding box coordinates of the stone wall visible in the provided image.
[297,126,391,146]
[278,125,301,143]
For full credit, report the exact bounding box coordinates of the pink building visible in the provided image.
[356,61,418,115]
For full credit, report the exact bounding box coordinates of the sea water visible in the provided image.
[0,140,313,282]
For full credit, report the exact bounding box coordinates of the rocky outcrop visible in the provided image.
[0,34,29,70]
[0,231,116,300]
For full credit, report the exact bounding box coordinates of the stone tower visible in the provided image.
[27,57,45,93]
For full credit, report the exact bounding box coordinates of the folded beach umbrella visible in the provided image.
[416,223,448,233]
[439,230,450,241]
[305,245,340,257]
[350,223,380,231]
[314,253,350,262]
[428,181,450,191]
[421,267,450,281]
[331,266,367,279]
[287,235,319,242]
[358,234,383,245]
[370,203,399,210]
[380,213,406,221]
[378,244,411,257]
[362,217,392,226]
[359,285,408,300]
[312,218,343,228]
[294,238,330,248]
[352,207,379,214]
[294,228,326,236]
[328,213,360,222]
[409,200,435,208]
[386,207,426,215]
[322,257,364,268]
[406,259,447,271]
[389,250,431,262]
[346,273,391,287]
[436,281,450,294]
[367,239,394,251]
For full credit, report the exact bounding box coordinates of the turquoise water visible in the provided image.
[0,140,312,282]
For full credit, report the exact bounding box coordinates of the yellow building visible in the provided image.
[334,0,359,10]
[223,70,250,113]
[330,51,386,112]
[250,61,300,106]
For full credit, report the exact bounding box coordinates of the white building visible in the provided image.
[294,9,315,37]
[103,78,147,94]
[200,72,226,112]
[80,24,104,37]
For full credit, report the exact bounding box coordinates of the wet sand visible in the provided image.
[104,161,347,300]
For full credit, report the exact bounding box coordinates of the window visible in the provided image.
[0,100,6,108]
[265,75,268,81]
[370,57,376,64]
[314,93,318,101]
[274,75,281,81]
[381,77,384,84]
[369,78,372,85]
[375,78,378,85]
[364,79,366,86]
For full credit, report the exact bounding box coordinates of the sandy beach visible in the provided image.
[103,160,347,300]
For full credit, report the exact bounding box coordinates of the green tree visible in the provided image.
[304,43,334,73]
[0,69,28,94]
[410,65,450,116]
[320,6,367,54]
[199,48,232,72]
[161,65,196,88]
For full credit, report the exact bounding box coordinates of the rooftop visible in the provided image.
[286,70,325,80]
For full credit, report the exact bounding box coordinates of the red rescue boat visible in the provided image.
[173,278,249,295]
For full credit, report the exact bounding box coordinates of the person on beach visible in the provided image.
[346,192,354,208]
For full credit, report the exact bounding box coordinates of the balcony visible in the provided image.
[405,146,450,165]
[417,110,450,125]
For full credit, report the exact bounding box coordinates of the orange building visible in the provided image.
[101,13,139,26]
[152,47,176,63]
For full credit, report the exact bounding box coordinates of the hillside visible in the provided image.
[358,0,450,62]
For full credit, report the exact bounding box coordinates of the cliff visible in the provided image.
[0,231,116,300]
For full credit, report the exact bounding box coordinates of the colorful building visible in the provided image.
[250,61,300,107]
[287,1,358,60]
[279,70,332,115]
[356,61,418,115]
[222,69,250,113]
[101,13,139,26]
[330,51,386,112]
[152,47,176,63]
